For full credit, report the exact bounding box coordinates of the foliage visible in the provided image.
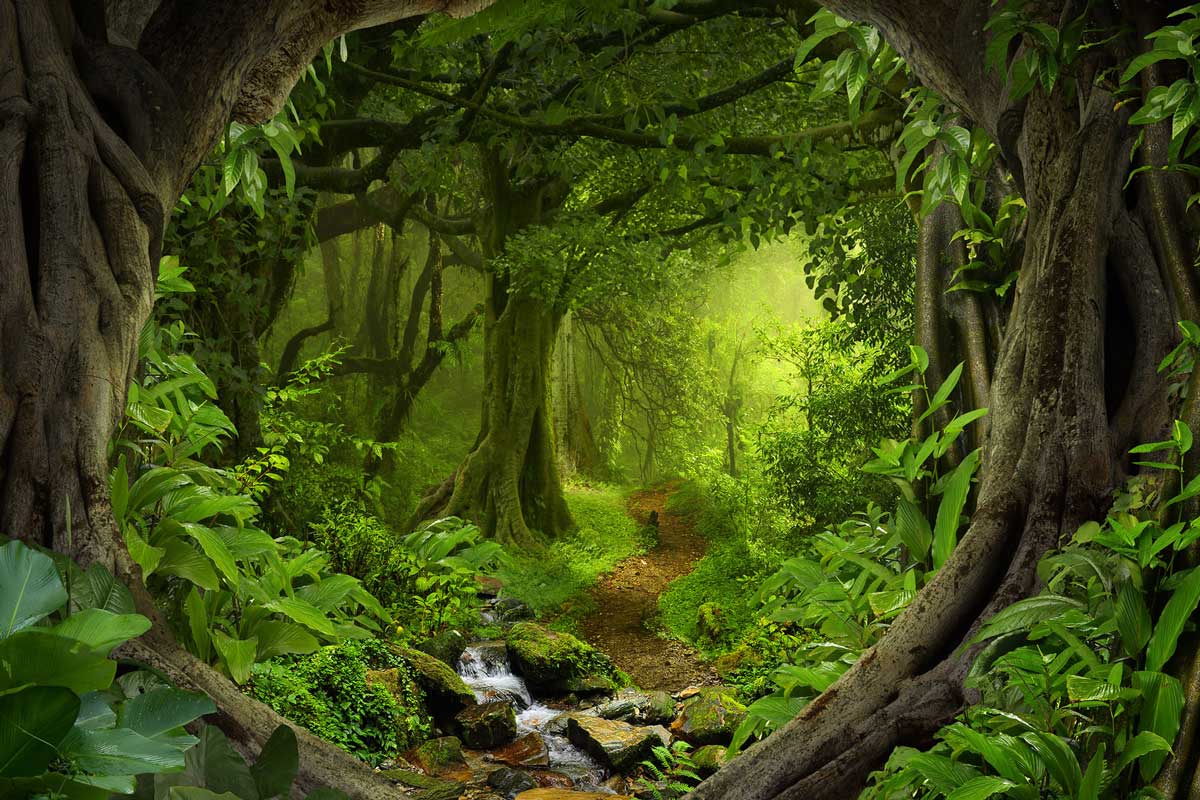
[0,539,213,799]
[636,740,702,800]
[250,639,430,764]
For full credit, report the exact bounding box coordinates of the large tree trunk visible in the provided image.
[690,4,1184,796]
[0,2,490,798]
[428,282,572,548]
[551,312,601,477]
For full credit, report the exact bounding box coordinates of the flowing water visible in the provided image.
[456,644,611,792]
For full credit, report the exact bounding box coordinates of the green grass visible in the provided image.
[496,482,646,630]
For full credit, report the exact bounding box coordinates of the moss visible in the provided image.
[505,622,623,694]
[391,645,476,710]
[250,639,431,764]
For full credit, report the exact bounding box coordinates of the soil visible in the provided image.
[578,483,718,691]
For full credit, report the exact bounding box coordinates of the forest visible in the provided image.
[6,0,1200,799]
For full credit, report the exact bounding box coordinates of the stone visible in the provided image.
[566,715,660,773]
[477,574,505,597]
[494,597,535,623]
[380,768,465,800]
[487,766,538,798]
[418,629,468,666]
[531,771,575,789]
[669,687,747,746]
[506,622,619,696]
[393,646,478,715]
[594,690,675,725]
[691,744,730,776]
[406,736,466,776]
[456,700,518,749]
[515,792,633,800]
[489,732,550,767]
[646,725,672,747]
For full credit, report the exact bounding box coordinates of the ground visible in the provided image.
[578,484,718,691]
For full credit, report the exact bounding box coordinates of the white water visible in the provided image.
[456,644,611,792]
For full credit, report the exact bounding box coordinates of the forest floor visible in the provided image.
[578,482,718,691]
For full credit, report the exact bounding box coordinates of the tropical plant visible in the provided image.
[636,741,703,800]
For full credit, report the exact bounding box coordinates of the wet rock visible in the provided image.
[456,700,518,749]
[531,771,575,789]
[494,597,535,623]
[566,715,660,773]
[488,766,538,798]
[506,623,620,696]
[406,736,466,776]
[393,646,478,715]
[515,791,633,800]
[669,687,747,746]
[380,768,465,800]
[646,725,672,747]
[595,690,676,725]
[489,732,550,767]
[691,743,730,776]
[418,629,468,666]
[461,640,509,672]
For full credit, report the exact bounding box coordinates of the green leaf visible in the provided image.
[50,609,152,655]
[118,688,215,740]
[1115,583,1153,656]
[0,540,68,638]
[969,595,1086,645]
[69,563,135,615]
[945,775,1016,800]
[186,587,212,663]
[918,361,963,424]
[1114,731,1173,776]
[933,449,980,569]
[251,621,319,661]
[1133,670,1185,780]
[267,597,335,636]
[251,726,299,800]
[212,631,258,684]
[61,725,189,777]
[0,630,116,694]
[1146,565,1200,672]
[0,686,80,777]
[1022,731,1081,795]
[156,539,220,590]
[895,498,933,562]
[1078,743,1105,800]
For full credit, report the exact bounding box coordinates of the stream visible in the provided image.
[456,643,611,792]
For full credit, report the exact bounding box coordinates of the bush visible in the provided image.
[250,639,430,764]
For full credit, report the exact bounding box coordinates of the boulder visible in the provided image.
[594,690,676,725]
[691,743,730,776]
[506,622,620,696]
[380,768,464,800]
[494,597,535,623]
[669,687,747,746]
[532,771,575,789]
[489,732,550,767]
[477,574,505,598]
[456,700,518,749]
[516,792,633,800]
[488,766,539,798]
[392,646,477,715]
[417,629,468,666]
[566,715,660,773]
[405,736,466,777]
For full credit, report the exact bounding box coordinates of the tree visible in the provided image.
[0,2,492,796]
[690,2,1200,798]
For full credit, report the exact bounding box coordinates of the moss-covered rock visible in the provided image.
[488,766,539,798]
[456,700,518,748]
[417,629,468,666]
[391,645,477,715]
[669,687,747,746]
[566,715,660,773]
[516,789,634,799]
[405,735,466,776]
[506,622,620,696]
[691,744,730,776]
[594,690,676,725]
[380,768,465,800]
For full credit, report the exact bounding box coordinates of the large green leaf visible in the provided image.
[185,587,212,663]
[60,726,188,777]
[895,498,932,562]
[0,630,116,694]
[156,539,220,590]
[0,539,68,638]
[117,688,215,740]
[1147,565,1200,672]
[1115,582,1153,657]
[944,775,1016,800]
[1133,670,1186,781]
[156,725,258,800]
[251,725,299,800]
[212,631,258,684]
[969,595,1086,645]
[50,609,151,655]
[0,686,80,777]
[69,563,135,615]
[932,449,980,569]
[176,522,240,586]
[251,621,319,661]
[267,597,335,636]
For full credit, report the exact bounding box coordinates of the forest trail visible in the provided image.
[578,483,718,691]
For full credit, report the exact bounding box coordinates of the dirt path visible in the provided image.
[578,483,718,692]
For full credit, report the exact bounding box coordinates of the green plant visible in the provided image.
[636,741,702,800]
[0,538,213,798]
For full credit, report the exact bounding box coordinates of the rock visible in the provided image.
[462,640,509,672]
[488,766,538,798]
[531,771,574,789]
[494,597,535,623]
[406,736,466,776]
[380,768,465,800]
[506,623,620,696]
[456,700,518,749]
[516,792,633,800]
[489,732,550,767]
[418,629,468,666]
[595,690,676,725]
[566,715,660,773]
[646,725,672,746]
[692,744,730,776]
[477,574,505,598]
[393,646,478,716]
[669,687,747,746]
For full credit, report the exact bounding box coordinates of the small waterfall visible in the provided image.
[456,643,611,792]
